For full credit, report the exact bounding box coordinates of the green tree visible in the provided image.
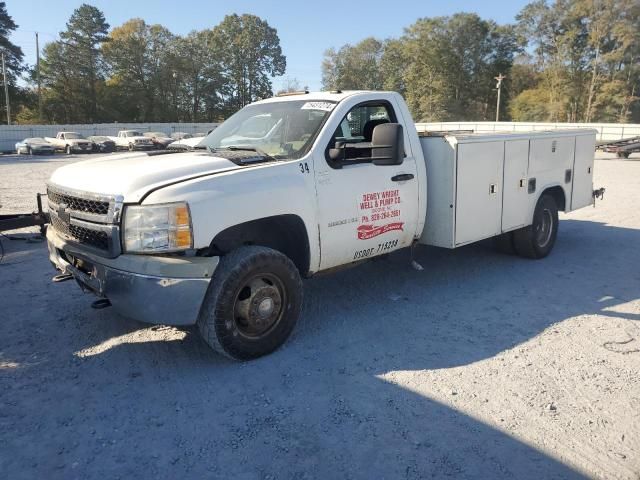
[58,3,109,121]
[516,0,640,122]
[394,14,521,121]
[39,41,77,123]
[0,1,27,122]
[173,29,224,121]
[321,37,385,90]
[102,19,175,121]
[212,14,286,112]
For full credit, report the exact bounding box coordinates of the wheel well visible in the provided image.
[542,186,566,211]
[205,215,311,276]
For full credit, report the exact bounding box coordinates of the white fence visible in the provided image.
[0,122,220,152]
[2,120,638,153]
[415,121,640,142]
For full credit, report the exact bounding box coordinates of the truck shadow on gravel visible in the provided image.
[3,218,638,478]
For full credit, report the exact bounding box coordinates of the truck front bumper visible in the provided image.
[47,228,218,326]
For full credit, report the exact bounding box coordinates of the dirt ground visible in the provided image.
[0,152,639,479]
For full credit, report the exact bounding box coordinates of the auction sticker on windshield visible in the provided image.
[301,102,335,112]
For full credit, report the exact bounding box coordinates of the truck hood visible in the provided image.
[49,151,239,203]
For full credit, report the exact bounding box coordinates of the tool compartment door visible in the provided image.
[571,134,595,210]
[501,139,530,231]
[455,141,504,246]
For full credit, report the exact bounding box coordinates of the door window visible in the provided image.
[326,102,397,167]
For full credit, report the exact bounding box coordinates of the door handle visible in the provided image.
[391,174,414,182]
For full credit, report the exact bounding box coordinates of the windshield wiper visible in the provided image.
[208,145,276,161]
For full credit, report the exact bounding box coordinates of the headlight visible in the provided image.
[123,202,193,253]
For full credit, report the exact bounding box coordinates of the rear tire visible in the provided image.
[197,246,303,360]
[513,194,559,259]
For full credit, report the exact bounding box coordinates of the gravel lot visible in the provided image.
[1,152,639,479]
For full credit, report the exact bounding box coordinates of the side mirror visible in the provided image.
[371,123,404,166]
[328,140,346,162]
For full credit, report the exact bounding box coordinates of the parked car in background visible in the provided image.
[15,138,55,155]
[44,132,93,154]
[108,130,154,151]
[143,132,173,149]
[87,136,116,153]
[170,132,193,140]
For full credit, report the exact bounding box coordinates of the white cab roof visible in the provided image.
[254,90,393,105]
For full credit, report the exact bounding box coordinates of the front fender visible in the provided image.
[140,159,320,272]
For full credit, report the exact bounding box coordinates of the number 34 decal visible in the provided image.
[299,162,310,174]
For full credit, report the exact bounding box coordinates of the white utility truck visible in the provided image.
[46,91,602,360]
[109,130,155,151]
[44,132,94,154]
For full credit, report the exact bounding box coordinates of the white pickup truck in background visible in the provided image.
[109,130,154,151]
[44,132,94,154]
[45,90,603,360]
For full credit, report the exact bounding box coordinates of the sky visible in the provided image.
[6,0,532,91]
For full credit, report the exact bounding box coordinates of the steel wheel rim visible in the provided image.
[535,208,553,248]
[231,272,286,340]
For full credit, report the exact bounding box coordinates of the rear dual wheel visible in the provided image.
[495,194,558,259]
[197,246,302,360]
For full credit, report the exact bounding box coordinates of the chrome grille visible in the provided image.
[48,189,109,216]
[50,215,109,251]
[47,184,123,258]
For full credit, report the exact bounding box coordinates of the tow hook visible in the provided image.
[593,187,605,206]
[91,298,112,309]
[52,273,74,283]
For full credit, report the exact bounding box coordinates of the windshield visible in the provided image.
[64,133,81,139]
[200,99,336,160]
[126,131,143,137]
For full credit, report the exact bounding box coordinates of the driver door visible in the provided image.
[314,100,419,270]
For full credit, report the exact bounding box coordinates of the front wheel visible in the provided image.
[27,147,33,155]
[513,194,559,259]
[65,145,71,155]
[128,143,135,151]
[197,246,303,360]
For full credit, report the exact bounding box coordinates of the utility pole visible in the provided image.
[494,73,506,122]
[36,32,42,123]
[1,51,10,125]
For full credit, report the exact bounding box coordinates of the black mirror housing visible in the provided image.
[371,123,404,166]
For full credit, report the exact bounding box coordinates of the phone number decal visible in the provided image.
[357,189,403,240]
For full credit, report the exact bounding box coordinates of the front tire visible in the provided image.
[513,194,559,259]
[65,145,71,155]
[128,143,135,151]
[27,147,33,155]
[197,246,303,360]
